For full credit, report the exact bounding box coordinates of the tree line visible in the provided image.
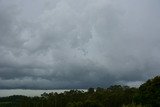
[0,76,160,107]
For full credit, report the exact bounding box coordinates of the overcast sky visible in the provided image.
[0,0,160,89]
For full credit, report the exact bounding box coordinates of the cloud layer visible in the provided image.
[0,0,160,89]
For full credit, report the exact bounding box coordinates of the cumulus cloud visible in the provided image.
[0,0,160,89]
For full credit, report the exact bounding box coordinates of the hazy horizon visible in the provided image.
[0,89,88,97]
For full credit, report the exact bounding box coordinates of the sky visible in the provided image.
[0,0,160,89]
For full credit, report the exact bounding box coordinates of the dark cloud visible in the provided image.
[0,0,160,89]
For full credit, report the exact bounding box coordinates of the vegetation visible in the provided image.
[0,76,160,107]
[122,103,145,107]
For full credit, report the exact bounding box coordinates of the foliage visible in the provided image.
[122,103,145,107]
[134,76,160,107]
[0,76,160,107]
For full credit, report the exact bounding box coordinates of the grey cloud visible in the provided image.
[0,0,160,89]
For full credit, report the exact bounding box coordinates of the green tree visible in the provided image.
[88,88,94,94]
[83,100,103,107]
[136,76,160,107]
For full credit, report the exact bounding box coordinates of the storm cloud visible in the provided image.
[0,0,160,89]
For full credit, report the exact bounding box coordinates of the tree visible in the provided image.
[88,88,94,94]
[83,100,103,107]
[136,76,160,107]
